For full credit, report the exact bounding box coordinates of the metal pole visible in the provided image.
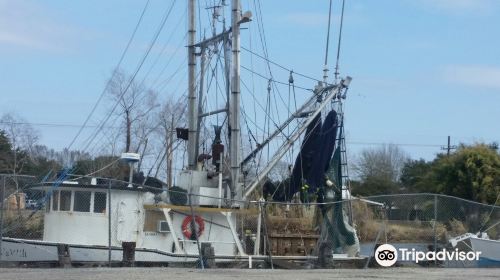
[167,115,174,188]
[194,47,207,162]
[254,199,263,255]
[187,0,198,170]
[229,0,241,199]
[188,193,205,269]
[261,203,273,269]
[364,219,386,269]
[108,180,112,267]
[433,194,438,267]
[128,162,134,187]
[0,176,5,263]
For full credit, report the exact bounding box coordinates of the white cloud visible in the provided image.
[443,65,500,90]
[0,0,82,52]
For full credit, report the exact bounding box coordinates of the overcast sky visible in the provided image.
[1,0,499,162]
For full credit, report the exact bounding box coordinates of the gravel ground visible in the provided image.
[0,268,499,280]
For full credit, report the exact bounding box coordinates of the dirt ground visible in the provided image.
[0,267,499,280]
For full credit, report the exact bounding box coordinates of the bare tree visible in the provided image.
[0,113,39,178]
[106,69,159,153]
[354,144,408,182]
[0,113,39,213]
[153,98,186,186]
[268,161,291,183]
[31,145,91,167]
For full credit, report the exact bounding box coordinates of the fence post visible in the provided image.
[0,176,4,263]
[254,199,263,256]
[188,193,204,269]
[261,202,273,269]
[108,180,112,267]
[433,194,438,267]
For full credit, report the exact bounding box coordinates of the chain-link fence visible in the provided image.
[1,174,499,269]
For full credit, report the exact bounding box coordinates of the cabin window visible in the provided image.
[74,191,91,212]
[52,191,59,211]
[94,192,107,213]
[60,190,72,211]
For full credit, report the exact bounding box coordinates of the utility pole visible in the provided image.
[441,135,457,156]
[187,0,197,170]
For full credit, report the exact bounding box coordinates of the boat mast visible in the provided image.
[229,0,241,199]
[187,0,198,170]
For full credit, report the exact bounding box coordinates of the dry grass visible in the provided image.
[351,201,380,242]
[266,204,318,234]
[385,222,447,242]
[351,201,450,243]
[3,210,44,239]
[446,219,468,237]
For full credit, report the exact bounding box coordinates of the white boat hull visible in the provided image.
[470,237,500,267]
[0,237,202,264]
[1,238,58,262]
[1,237,335,266]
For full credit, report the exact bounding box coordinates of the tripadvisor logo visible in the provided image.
[375,244,398,267]
[374,243,482,267]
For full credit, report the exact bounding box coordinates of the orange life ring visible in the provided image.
[181,215,205,239]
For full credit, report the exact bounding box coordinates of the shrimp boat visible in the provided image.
[449,231,500,267]
[1,0,360,267]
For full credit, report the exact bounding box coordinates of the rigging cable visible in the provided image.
[80,0,178,154]
[241,46,325,84]
[140,3,184,87]
[150,33,188,89]
[323,0,334,83]
[334,0,347,81]
[252,0,291,124]
[66,0,151,151]
[239,79,288,141]
[240,65,312,92]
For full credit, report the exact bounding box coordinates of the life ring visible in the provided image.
[181,215,205,239]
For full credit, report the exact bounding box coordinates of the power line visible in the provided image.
[66,0,151,151]
[0,119,461,151]
[348,141,442,148]
[240,133,445,148]
[0,121,120,129]
[140,4,185,88]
